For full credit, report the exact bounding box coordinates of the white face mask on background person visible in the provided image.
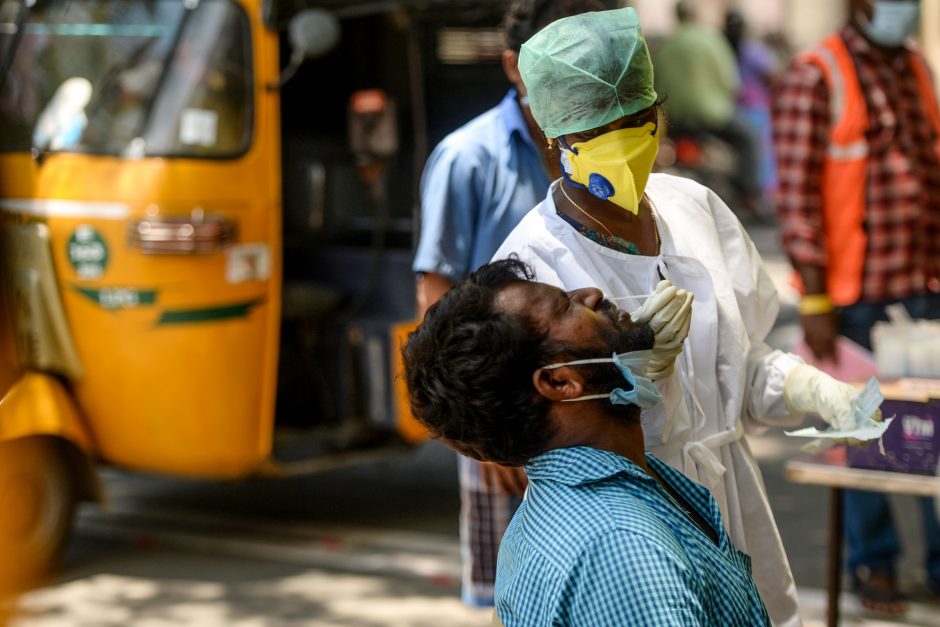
[858,0,920,47]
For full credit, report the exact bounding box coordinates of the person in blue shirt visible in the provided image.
[411,0,604,607]
[402,259,770,626]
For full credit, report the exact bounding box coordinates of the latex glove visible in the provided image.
[783,364,883,430]
[630,280,694,380]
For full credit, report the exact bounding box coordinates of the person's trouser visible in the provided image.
[458,455,522,606]
[843,490,940,582]
[838,293,940,583]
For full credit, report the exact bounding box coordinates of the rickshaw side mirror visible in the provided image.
[269,9,341,90]
[289,9,340,60]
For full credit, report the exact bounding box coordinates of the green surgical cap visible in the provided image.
[518,7,657,138]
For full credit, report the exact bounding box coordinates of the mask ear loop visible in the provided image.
[541,357,625,403]
[854,5,874,32]
[557,135,578,155]
[557,135,586,189]
[560,369,639,404]
[561,367,656,408]
[542,350,653,374]
[541,357,614,371]
[561,393,611,403]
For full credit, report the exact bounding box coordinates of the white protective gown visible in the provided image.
[493,174,805,627]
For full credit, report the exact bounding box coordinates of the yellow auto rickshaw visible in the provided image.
[0,0,516,586]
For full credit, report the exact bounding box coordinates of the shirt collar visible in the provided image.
[499,88,536,148]
[525,446,656,487]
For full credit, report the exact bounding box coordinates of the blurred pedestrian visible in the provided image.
[773,0,940,614]
[403,258,770,626]
[724,8,780,194]
[31,77,91,150]
[653,0,762,211]
[410,0,604,607]
[492,8,885,625]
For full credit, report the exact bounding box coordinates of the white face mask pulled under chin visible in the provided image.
[858,0,920,47]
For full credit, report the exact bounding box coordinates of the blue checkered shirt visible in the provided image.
[495,447,770,626]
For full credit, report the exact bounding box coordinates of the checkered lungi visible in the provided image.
[458,454,523,606]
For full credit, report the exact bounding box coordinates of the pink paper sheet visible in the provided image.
[793,336,879,383]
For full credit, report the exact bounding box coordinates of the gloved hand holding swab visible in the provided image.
[611,280,694,380]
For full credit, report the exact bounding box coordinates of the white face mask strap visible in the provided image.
[542,349,654,372]
[542,357,613,371]
[561,393,609,403]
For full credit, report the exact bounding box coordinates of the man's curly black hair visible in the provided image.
[503,0,608,52]
[404,257,652,465]
[403,258,557,466]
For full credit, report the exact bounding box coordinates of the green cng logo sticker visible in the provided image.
[68,225,109,279]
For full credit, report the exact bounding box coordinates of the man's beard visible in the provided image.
[594,298,654,354]
[546,299,655,408]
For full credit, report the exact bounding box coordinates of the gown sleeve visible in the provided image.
[707,188,805,431]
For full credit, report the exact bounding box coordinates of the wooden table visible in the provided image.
[784,448,940,627]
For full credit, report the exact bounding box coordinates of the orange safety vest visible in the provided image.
[797,35,940,306]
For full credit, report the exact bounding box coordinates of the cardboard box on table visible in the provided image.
[794,338,940,476]
[845,379,940,476]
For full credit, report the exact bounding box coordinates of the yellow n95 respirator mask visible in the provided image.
[559,122,659,215]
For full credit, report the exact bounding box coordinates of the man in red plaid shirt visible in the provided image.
[772,0,940,614]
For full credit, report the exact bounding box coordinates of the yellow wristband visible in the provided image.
[798,293,834,315]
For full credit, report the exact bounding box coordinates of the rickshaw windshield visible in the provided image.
[0,0,252,158]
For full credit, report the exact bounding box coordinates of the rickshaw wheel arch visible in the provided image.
[0,436,78,588]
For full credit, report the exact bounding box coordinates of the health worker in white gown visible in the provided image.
[497,173,804,624]
[494,9,882,626]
